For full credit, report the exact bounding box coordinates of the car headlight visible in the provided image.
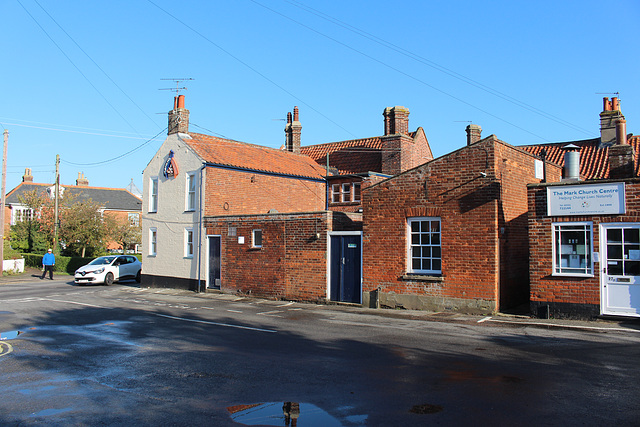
[93,267,105,274]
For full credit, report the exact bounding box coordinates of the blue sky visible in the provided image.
[2,0,638,194]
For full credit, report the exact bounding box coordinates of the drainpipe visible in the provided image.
[196,164,206,292]
[326,153,329,210]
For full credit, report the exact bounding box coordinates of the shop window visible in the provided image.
[553,222,593,276]
[408,217,442,274]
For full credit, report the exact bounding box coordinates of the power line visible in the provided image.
[283,0,592,137]
[250,0,550,142]
[145,0,358,139]
[16,0,144,135]
[61,128,167,167]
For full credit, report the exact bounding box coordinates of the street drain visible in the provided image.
[410,403,443,414]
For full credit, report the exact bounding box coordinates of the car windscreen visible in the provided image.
[88,256,116,265]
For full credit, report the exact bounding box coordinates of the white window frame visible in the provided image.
[407,217,442,275]
[128,212,139,227]
[252,229,263,248]
[149,177,158,213]
[341,183,352,202]
[149,228,157,256]
[353,182,361,202]
[186,172,196,212]
[552,222,594,277]
[184,228,194,258]
[331,184,341,203]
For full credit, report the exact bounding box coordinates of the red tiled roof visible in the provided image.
[300,137,386,175]
[186,133,327,180]
[520,135,640,179]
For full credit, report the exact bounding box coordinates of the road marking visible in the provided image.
[257,310,284,317]
[486,318,640,333]
[0,342,13,357]
[41,298,107,309]
[154,313,277,333]
[478,316,492,323]
[277,302,294,307]
[201,307,215,310]
[226,309,242,313]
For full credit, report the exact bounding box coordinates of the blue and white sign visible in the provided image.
[547,182,625,216]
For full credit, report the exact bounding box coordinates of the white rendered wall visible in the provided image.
[142,133,205,282]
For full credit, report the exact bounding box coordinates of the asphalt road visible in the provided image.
[1,277,639,426]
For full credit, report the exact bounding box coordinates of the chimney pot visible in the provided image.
[616,119,627,145]
[293,106,299,122]
[612,97,619,111]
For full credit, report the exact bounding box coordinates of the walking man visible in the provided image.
[41,249,55,280]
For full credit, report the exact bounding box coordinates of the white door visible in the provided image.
[600,223,640,317]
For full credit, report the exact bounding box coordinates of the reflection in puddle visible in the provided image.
[228,402,365,426]
[0,330,23,340]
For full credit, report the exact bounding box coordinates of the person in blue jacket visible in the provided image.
[41,249,55,280]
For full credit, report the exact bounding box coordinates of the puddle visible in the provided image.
[228,402,366,426]
[1,330,23,340]
[0,327,35,340]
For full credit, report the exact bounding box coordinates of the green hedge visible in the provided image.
[23,253,142,275]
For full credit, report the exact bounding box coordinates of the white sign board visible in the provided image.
[547,182,625,216]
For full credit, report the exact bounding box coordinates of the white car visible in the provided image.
[75,255,142,285]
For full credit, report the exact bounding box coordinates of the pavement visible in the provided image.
[2,267,640,334]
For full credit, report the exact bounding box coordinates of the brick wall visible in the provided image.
[528,179,640,318]
[363,138,556,313]
[204,212,361,301]
[203,167,325,216]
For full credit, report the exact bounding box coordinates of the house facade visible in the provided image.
[141,96,327,290]
[361,127,562,314]
[526,97,640,319]
[5,170,142,252]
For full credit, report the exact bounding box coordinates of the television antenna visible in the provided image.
[159,78,194,94]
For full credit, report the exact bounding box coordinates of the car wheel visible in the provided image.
[104,272,114,286]
[136,270,141,283]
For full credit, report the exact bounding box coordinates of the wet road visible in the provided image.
[1,279,639,426]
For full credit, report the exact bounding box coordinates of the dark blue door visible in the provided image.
[330,235,362,303]
[208,236,221,289]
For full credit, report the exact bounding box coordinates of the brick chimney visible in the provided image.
[381,106,413,175]
[383,106,410,136]
[76,172,89,186]
[600,96,624,146]
[466,124,482,145]
[284,106,301,153]
[168,95,190,135]
[22,168,33,183]
[608,118,635,179]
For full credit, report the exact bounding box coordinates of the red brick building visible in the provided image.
[526,97,640,319]
[362,127,562,314]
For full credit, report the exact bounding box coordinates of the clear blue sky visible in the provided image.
[2,0,638,194]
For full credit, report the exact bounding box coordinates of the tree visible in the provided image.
[106,215,142,254]
[9,189,50,253]
[57,196,108,257]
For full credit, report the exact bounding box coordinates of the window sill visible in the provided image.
[402,274,444,282]
[552,273,594,278]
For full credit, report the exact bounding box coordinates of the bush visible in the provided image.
[4,241,22,260]
[23,253,97,274]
